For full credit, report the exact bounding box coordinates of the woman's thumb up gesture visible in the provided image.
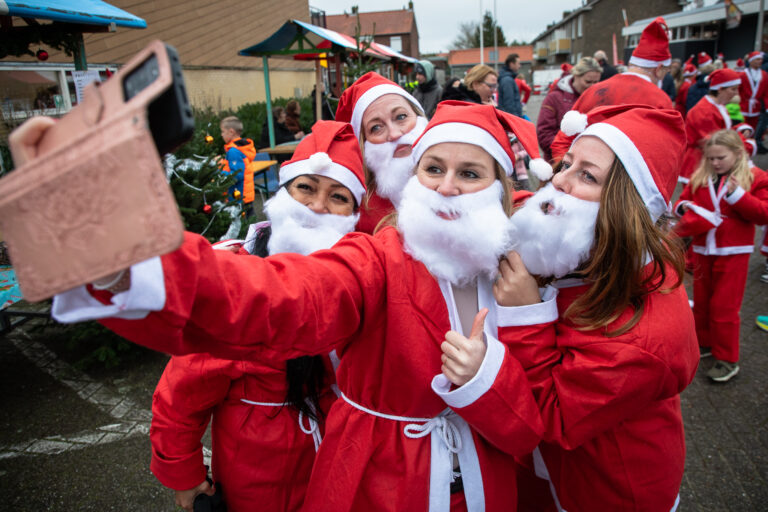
[440,308,488,387]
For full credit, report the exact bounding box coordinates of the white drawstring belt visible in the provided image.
[240,398,323,452]
[341,392,485,512]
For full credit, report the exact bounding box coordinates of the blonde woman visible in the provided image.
[536,57,602,161]
[442,64,498,105]
[675,129,768,382]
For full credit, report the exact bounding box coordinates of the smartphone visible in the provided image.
[123,43,194,155]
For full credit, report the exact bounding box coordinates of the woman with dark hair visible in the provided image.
[259,106,303,148]
[284,100,306,135]
[144,121,362,511]
[497,105,699,510]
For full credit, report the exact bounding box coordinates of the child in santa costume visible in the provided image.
[496,105,699,510]
[334,72,428,234]
[675,129,768,382]
[39,101,557,511]
[678,68,742,184]
[550,17,674,160]
[148,121,360,511]
[738,51,768,131]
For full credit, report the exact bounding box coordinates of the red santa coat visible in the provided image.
[675,78,694,117]
[675,168,768,255]
[679,96,731,183]
[356,192,394,234]
[739,68,768,124]
[93,227,543,512]
[497,269,699,512]
[151,353,337,511]
[550,73,674,160]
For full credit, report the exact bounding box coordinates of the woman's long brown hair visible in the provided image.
[564,158,685,336]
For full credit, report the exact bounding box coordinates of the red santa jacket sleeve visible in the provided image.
[724,170,768,225]
[495,285,697,451]
[100,231,385,361]
[150,354,240,490]
[549,130,574,161]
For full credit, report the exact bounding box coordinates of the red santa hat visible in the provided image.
[278,120,366,204]
[335,72,423,139]
[683,63,697,77]
[697,52,713,67]
[629,17,672,67]
[412,100,553,181]
[561,62,573,72]
[560,104,685,221]
[747,51,764,63]
[706,68,741,90]
[735,122,754,134]
[736,58,745,67]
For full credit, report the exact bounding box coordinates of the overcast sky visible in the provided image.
[310,0,587,53]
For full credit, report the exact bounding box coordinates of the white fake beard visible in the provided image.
[508,183,599,278]
[364,116,428,206]
[262,187,359,256]
[397,176,512,286]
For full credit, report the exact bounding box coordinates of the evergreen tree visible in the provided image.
[451,11,509,49]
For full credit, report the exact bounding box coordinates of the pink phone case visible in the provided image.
[0,41,184,302]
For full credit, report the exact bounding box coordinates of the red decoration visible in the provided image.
[105,69,113,78]
[203,204,212,214]
[36,49,49,61]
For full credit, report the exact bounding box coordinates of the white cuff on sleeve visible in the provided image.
[52,257,165,323]
[496,285,558,327]
[674,200,691,217]
[431,332,505,409]
[725,186,745,204]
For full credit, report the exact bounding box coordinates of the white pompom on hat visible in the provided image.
[412,100,553,181]
[560,110,589,136]
[279,120,366,204]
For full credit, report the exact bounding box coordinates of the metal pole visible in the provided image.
[756,0,766,52]
[493,0,498,72]
[263,56,275,148]
[479,0,484,66]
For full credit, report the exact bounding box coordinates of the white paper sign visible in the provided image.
[71,70,102,104]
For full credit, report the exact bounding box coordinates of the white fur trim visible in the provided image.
[529,158,554,181]
[576,123,667,221]
[350,84,423,138]
[308,152,333,172]
[709,78,741,90]
[52,257,165,322]
[725,185,745,204]
[412,122,514,176]
[629,55,672,67]
[496,286,559,327]
[748,53,764,63]
[431,331,505,408]
[560,110,588,136]
[279,159,366,204]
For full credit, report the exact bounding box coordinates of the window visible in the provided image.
[577,15,583,38]
[389,36,402,52]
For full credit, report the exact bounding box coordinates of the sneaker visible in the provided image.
[707,360,740,382]
[700,346,712,358]
[757,316,768,332]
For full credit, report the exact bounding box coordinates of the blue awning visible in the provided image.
[0,0,147,29]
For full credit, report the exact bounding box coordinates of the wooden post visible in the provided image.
[263,56,275,148]
[315,60,323,121]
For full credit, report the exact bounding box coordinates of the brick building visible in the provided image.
[530,0,683,68]
[325,7,420,59]
[1,0,316,124]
